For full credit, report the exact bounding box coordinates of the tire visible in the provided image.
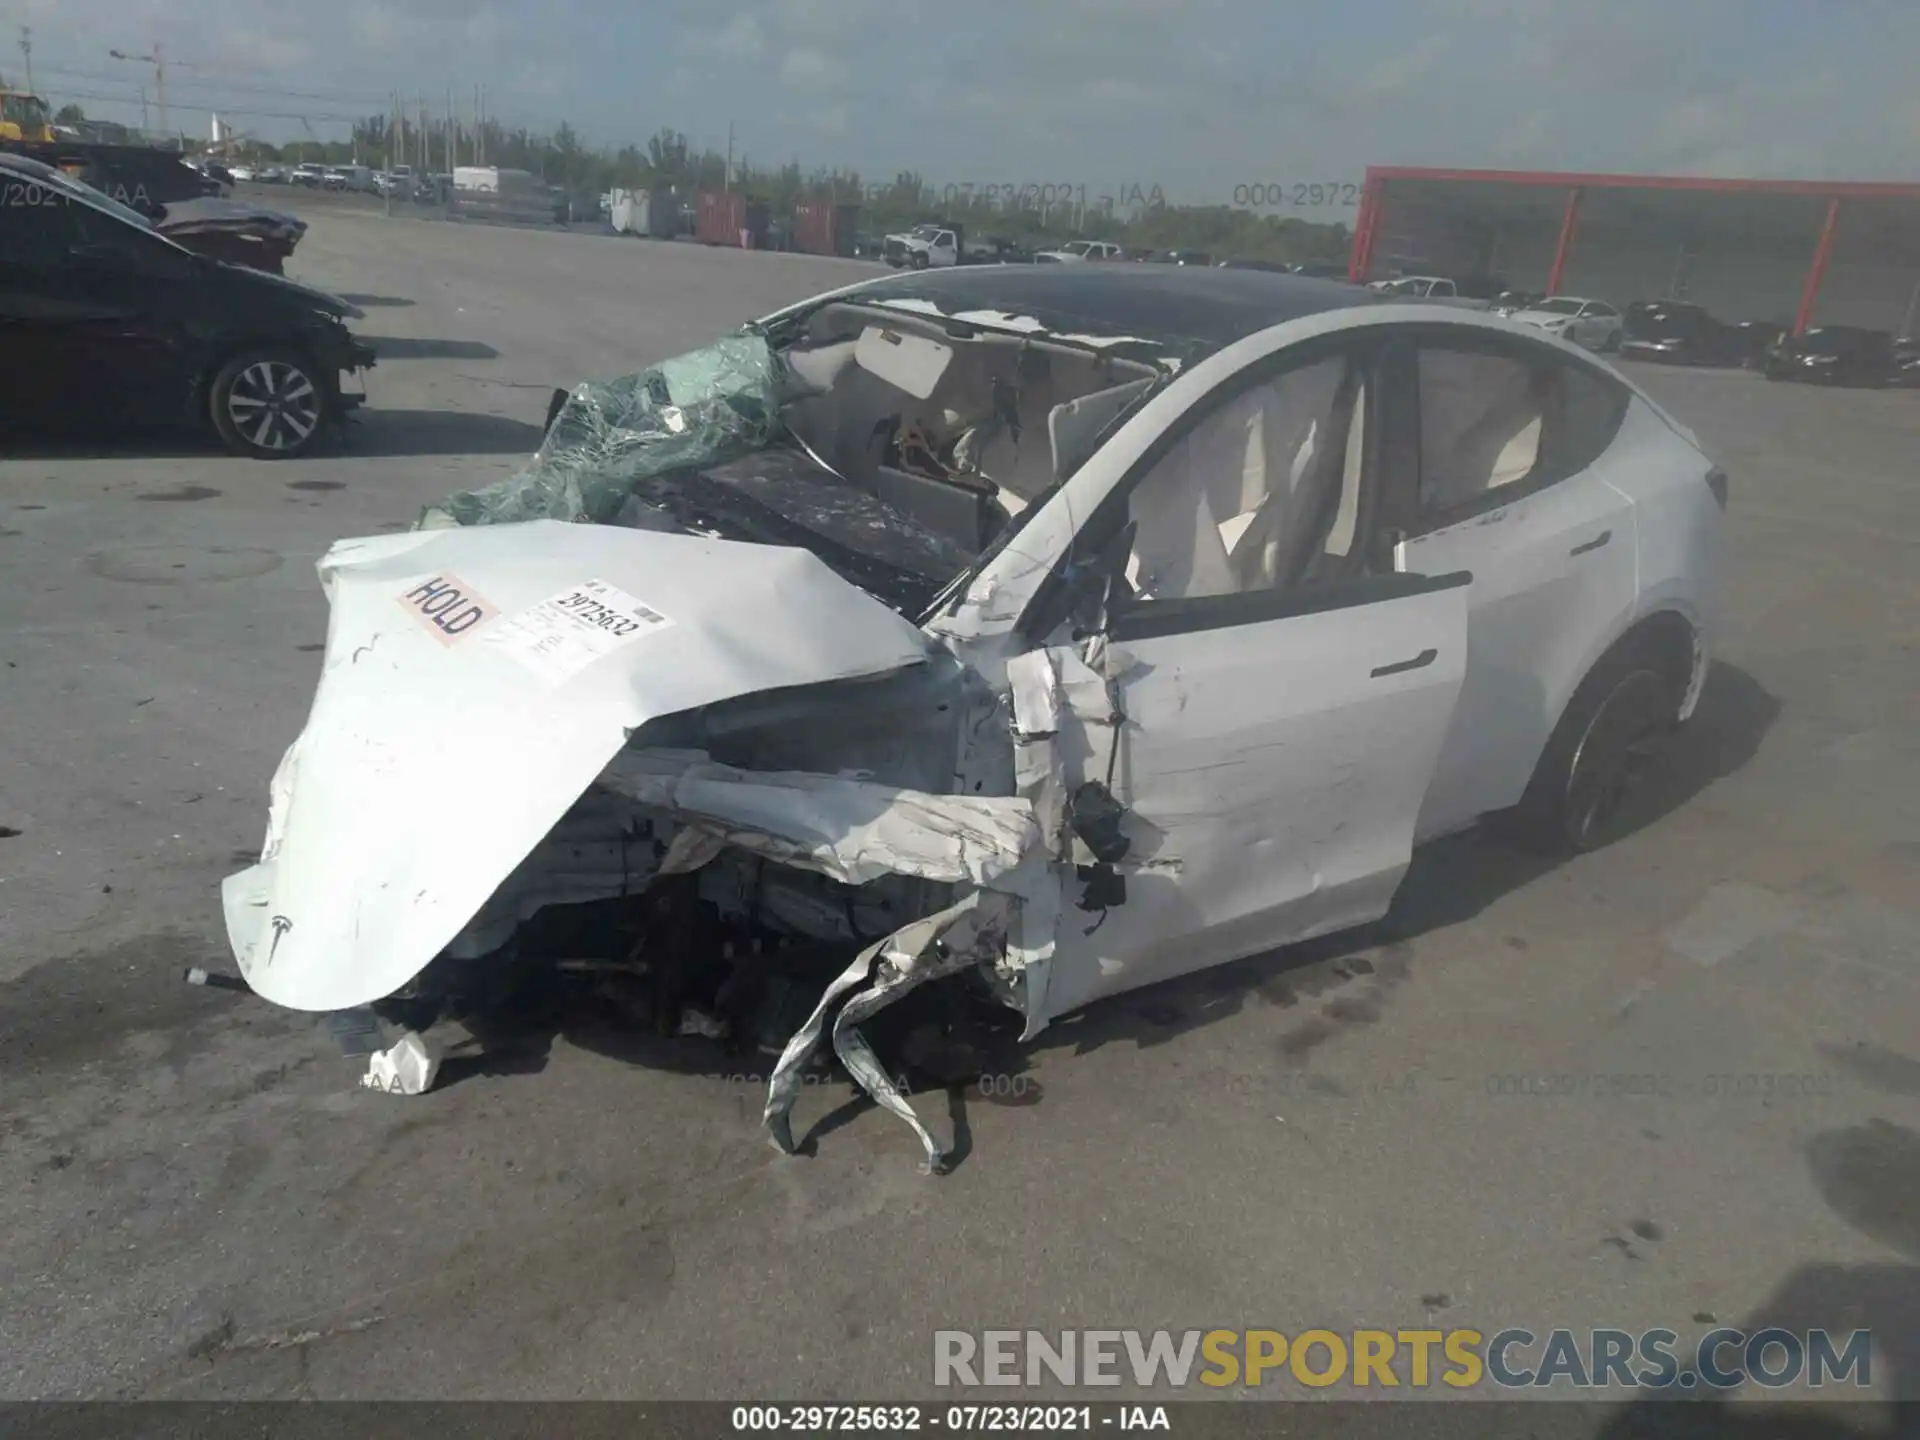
[1503,640,1683,856]
[911,251,930,270]
[1603,329,1622,353]
[209,348,330,459]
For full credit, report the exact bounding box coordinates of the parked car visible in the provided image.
[1895,335,1920,386]
[1731,320,1787,369]
[151,195,309,275]
[0,153,375,458]
[1152,249,1213,266]
[1620,301,1742,366]
[1033,239,1126,263]
[184,156,236,191]
[1489,290,1542,317]
[227,162,257,182]
[290,162,327,187]
[1218,257,1290,273]
[323,164,376,192]
[227,262,1725,1167]
[962,235,1031,264]
[1290,260,1350,280]
[255,164,287,184]
[1509,296,1625,351]
[1761,326,1897,386]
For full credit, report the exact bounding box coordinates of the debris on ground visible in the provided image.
[361,1032,441,1096]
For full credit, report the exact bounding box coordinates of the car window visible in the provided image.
[1588,303,1618,318]
[1123,352,1364,601]
[1414,340,1628,523]
[1535,298,1584,315]
[0,179,81,265]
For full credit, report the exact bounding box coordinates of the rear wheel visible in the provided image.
[1504,642,1682,855]
[209,349,329,459]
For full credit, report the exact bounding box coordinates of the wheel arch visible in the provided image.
[1562,604,1705,738]
[196,336,329,408]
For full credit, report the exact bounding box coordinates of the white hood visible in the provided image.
[222,521,933,1012]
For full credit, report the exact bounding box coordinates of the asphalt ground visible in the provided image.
[2,201,1916,1422]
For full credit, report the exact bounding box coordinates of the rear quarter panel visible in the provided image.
[1590,393,1725,714]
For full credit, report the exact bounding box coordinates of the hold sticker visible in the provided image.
[483,577,674,683]
[396,572,499,645]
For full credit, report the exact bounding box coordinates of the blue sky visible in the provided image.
[14,0,1918,213]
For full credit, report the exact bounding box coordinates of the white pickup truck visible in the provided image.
[1367,274,1497,310]
[1034,239,1126,264]
[883,223,962,269]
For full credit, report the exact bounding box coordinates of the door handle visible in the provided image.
[1569,529,1612,556]
[1371,648,1438,678]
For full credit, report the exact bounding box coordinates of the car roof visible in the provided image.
[842,264,1382,352]
[0,150,63,181]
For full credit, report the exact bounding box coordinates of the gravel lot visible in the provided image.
[2,203,1916,1419]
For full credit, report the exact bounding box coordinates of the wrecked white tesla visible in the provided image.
[223,265,1726,1167]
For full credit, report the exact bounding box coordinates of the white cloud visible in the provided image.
[779,48,842,90]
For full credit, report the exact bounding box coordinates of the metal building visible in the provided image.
[1348,166,1920,336]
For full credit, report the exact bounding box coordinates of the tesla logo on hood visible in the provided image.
[267,914,293,964]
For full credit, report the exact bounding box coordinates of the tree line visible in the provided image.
[51,101,1350,265]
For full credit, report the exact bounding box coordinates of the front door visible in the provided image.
[1028,572,1471,1023]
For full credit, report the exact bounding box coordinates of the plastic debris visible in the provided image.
[361,1032,441,1095]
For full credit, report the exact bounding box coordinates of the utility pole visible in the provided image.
[18,26,32,95]
[445,86,454,171]
[109,45,166,136]
[384,91,396,215]
[724,121,734,193]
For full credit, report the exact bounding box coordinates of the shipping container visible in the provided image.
[696,190,771,248]
[793,201,861,258]
[609,188,676,238]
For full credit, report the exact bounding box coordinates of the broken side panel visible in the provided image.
[1014,573,1475,1025]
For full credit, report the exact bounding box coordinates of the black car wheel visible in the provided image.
[911,251,930,270]
[209,349,329,459]
[1504,645,1681,856]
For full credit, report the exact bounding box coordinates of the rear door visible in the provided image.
[1390,328,1640,840]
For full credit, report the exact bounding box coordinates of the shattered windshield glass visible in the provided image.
[419,329,987,615]
[421,331,785,529]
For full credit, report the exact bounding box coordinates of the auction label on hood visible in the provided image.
[482,577,674,683]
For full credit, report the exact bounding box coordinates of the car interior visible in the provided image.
[1030,332,1623,629]
[778,302,1163,550]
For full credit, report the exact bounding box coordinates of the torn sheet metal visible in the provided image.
[764,888,1015,1172]
[221,520,931,1012]
[596,749,1040,890]
[418,331,783,529]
